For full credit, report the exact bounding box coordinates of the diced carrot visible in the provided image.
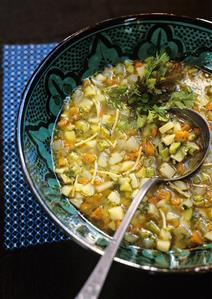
[69,106,80,120]
[78,177,89,184]
[156,189,171,201]
[105,77,119,86]
[181,123,191,131]
[58,157,67,167]
[194,127,201,135]
[82,153,96,164]
[148,196,160,205]
[176,162,185,175]
[57,118,68,128]
[170,197,182,206]
[175,130,189,141]
[135,61,142,68]
[91,207,104,221]
[206,102,212,111]
[142,139,155,156]
[63,140,74,148]
[190,230,204,245]
[124,151,139,161]
[151,127,158,137]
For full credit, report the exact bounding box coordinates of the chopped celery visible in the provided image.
[160,147,169,160]
[187,142,200,155]
[169,142,181,154]
[159,122,174,134]
[146,167,154,177]
[146,220,160,235]
[162,134,175,146]
[171,146,187,162]
[159,162,176,178]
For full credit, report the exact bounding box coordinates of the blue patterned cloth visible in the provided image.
[2,44,68,249]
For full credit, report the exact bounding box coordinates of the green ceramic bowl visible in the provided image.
[17,13,212,272]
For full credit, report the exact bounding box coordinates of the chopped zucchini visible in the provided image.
[169,142,181,154]
[162,134,175,146]
[159,122,174,134]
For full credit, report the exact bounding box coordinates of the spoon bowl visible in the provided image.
[75,108,210,299]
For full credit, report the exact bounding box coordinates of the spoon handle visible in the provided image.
[74,177,159,299]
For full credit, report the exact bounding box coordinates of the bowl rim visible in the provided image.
[17,13,212,273]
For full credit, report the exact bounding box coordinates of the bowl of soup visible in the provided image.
[17,14,212,272]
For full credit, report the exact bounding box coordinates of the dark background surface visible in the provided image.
[0,1,212,298]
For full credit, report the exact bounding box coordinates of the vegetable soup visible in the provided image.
[53,53,212,252]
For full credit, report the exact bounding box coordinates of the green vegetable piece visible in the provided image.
[186,142,199,155]
[146,220,160,235]
[146,167,154,178]
[171,146,187,162]
[162,134,175,146]
[183,208,193,221]
[160,147,170,160]
[137,115,147,128]
[169,142,181,154]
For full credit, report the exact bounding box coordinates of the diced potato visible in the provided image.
[64,131,76,141]
[81,184,95,196]
[84,85,96,97]
[79,98,94,111]
[159,229,172,241]
[86,140,97,147]
[167,212,180,221]
[159,162,176,178]
[173,122,181,133]
[162,134,175,146]
[156,239,171,252]
[69,198,83,208]
[108,191,120,205]
[108,206,124,221]
[102,114,113,125]
[129,173,139,188]
[98,152,108,168]
[60,174,72,184]
[159,122,174,134]
[205,231,212,241]
[120,161,135,172]
[109,152,124,165]
[55,167,67,174]
[75,120,90,132]
[125,136,139,151]
[61,185,72,197]
[95,181,114,192]
[119,177,132,192]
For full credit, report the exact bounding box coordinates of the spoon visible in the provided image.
[75,108,210,299]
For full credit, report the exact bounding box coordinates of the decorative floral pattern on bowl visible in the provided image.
[17,14,212,272]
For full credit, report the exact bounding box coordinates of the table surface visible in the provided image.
[0,1,212,298]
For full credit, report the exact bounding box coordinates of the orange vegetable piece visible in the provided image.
[181,123,191,131]
[207,222,212,231]
[206,102,212,111]
[69,106,80,120]
[82,153,96,164]
[135,61,142,68]
[170,197,182,206]
[176,162,185,176]
[57,118,68,128]
[175,130,189,141]
[124,151,139,161]
[58,157,67,167]
[78,177,89,184]
[91,207,104,221]
[151,127,158,137]
[142,139,155,156]
[148,196,160,205]
[190,230,204,245]
[156,189,171,201]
